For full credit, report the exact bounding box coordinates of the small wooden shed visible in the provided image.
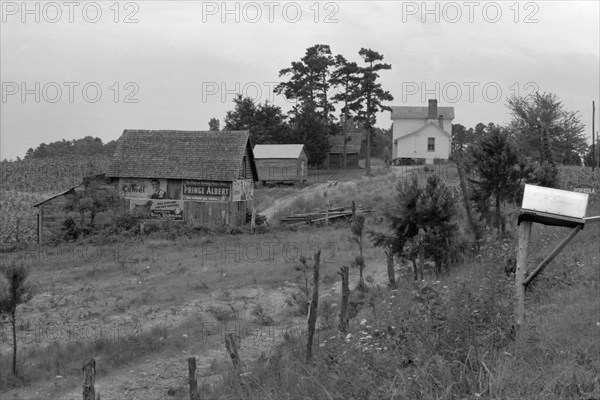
[253,144,308,184]
[327,131,364,169]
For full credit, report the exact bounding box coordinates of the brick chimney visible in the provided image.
[428,99,438,120]
[438,114,444,130]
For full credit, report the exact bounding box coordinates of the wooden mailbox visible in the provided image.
[518,184,589,228]
[515,184,592,328]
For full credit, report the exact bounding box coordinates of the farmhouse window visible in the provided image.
[427,138,435,152]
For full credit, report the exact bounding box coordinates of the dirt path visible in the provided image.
[260,181,335,221]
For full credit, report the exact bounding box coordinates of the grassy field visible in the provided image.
[1,164,599,399]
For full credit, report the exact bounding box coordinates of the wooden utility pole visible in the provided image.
[515,221,532,328]
[592,101,595,171]
[82,358,96,400]
[306,250,321,361]
[188,357,201,400]
[338,266,350,333]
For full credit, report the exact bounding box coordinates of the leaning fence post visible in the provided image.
[338,266,350,333]
[225,333,242,372]
[188,357,200,400]
[306,250,321,361]
[82,358,95,400]
[225,333,247,397]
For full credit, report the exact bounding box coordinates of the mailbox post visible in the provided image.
[515,184,592,328]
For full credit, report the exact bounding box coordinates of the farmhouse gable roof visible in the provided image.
[107,130,257,181]
[390,106,455,120]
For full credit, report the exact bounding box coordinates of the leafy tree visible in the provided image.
[289,105,330,165]
[584,139,599,167]
[374,175,458,279]
[451,124,477,155]
[467,127,522,232]
[354,48,394,176]
[416,176,458,278]
[275,44,336,125]
[24,136,117,159]
[331,55,362,169]
[64,176,119,229]
[0,262,32,376]
[224,95,291,144]
[507,92,587,169]
[208,118,220,131]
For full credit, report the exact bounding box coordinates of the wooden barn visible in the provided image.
[327,131,364,169]
[34,130,258,243]
[253,144,308,184]
[107,130,258,228]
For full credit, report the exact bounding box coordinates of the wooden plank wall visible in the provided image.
[183,201,248,227]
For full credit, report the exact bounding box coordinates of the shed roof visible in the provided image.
[329,131,364,154]
[253,144,307,159]
[390,106,455,120]
[107,130,257,181]
[33,184,82,207]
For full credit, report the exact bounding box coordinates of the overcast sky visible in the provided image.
[1,0,599,160]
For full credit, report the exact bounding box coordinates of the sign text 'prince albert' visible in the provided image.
[182,181,231,201]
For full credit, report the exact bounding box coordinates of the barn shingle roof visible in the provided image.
[329,131,364,154]
[107,130,257,181]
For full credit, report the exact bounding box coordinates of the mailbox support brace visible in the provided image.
[523,225,583,287]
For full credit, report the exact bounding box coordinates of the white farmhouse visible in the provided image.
[390,99,455,164]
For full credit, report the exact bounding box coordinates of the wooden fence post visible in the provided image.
[225,333,242,373]
[324,192,329,226]
[251,209,256,232]
[515,220,532,328]
[188,357,200,400]
[386,245,396,289]
[225,332,247,397]
[338,266,350,333]
[82,358,95,400]
[306,250,321,361]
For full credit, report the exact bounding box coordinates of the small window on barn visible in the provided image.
[427,138,435,152]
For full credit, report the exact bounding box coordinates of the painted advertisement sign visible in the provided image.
[130,199,183,220]
[232,179,254,201]
[182,181,231,201]
[120,178,169,199]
